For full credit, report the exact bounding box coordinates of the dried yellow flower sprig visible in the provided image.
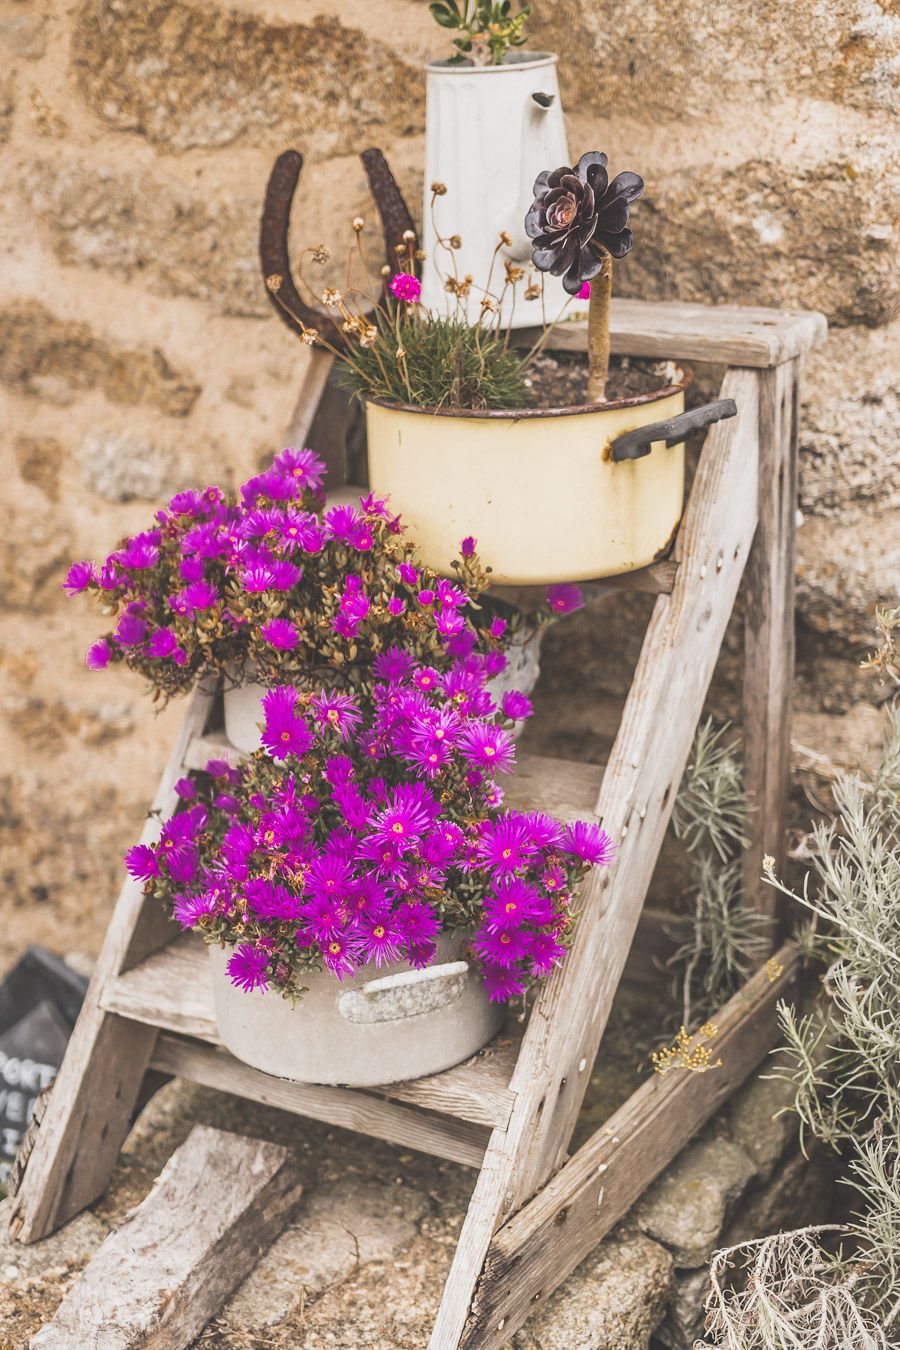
[651,1022,723,1076]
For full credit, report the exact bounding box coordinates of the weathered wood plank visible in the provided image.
[741,359,800,928]
[100,937,219,1042]
[518,298,826,368]
[29,1124,302,1350]
[426,367,761,1349]
[283,348,334,448]
[150,1035,489,1168]
[8,689,216,1244]
[460,944,800,1349]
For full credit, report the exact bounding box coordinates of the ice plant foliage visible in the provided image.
[64,448,523,701]
[134,658,612,1003]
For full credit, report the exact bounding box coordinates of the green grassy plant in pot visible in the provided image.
[262,150,737,586]
[126,658,613,1085]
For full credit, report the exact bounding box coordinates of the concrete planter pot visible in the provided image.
[223,671,269,755]
[421,52,585,328]
[208,935,505,1086]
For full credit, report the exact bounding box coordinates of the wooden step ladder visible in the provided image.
[9,299,825,1349]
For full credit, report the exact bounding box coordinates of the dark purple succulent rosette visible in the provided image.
[525,151,644,296]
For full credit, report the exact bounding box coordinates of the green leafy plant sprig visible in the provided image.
[429,0,531,67]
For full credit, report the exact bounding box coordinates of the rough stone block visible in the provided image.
[532,0,900,117]
[654,1265,710,1350]
[511,1226,673,1350]
[26,159,266,318]
[0,302,200,416]
[726,1063,803,1180]
[0,503,72,609]
[622,151,900,328]
[722,1147,839,1249]
[0,4,47,60]
[797,508,900,650]
[14,437,62,502]
[71,0,423,153]
[799,322,900,519]
[79,434,175,504]
[224,1178,428,1332]
[635,1136,757,1268]
[0,66,12,143]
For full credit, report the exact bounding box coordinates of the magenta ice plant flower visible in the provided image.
[546,583,585,615]
[63,447,506,703]
[131,658,613,1005]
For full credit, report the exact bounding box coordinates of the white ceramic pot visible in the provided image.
[366,383,737,585]
[421,53,586,328]
[208,934,505,1086]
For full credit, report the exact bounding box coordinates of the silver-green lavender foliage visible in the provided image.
[669,720,768,1030]
[698,705,900,1346]
[696,1225,890,1350]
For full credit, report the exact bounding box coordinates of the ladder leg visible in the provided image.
[741,361,800,933]
[430,368,762,1347]
[8,690,215,1242]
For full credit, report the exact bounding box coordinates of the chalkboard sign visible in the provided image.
[0,949,87,1186]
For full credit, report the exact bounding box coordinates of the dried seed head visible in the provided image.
[498,230,512,246]
[380,264,391,277]
[311,244,331,264]
[265,274,283,293]
[505,261,525,283]
[321,288,342,307]
[449,234,462,249]
[396,347,406,361]
[402,228,416,242]
[359,325,378,348]
[352,216,365,232]
[431,181,448,196]
[300,328,319,346]
[524,282,541,300]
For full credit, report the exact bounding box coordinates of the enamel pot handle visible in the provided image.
[609,398,738,463]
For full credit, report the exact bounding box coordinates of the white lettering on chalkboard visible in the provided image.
[0,1051,58,1092]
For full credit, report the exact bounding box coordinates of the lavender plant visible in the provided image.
[130,658,613,1003]
[668,720,767,1031]
[699,702,900,1346]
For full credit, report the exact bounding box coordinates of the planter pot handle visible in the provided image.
[609,398,738,463]
[337,960,470,1026]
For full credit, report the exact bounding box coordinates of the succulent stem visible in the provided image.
[587,251,612,403]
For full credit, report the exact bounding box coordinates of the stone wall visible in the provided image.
[1,2,898,954]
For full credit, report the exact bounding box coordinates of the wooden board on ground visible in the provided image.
[29,1124,302,1350]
